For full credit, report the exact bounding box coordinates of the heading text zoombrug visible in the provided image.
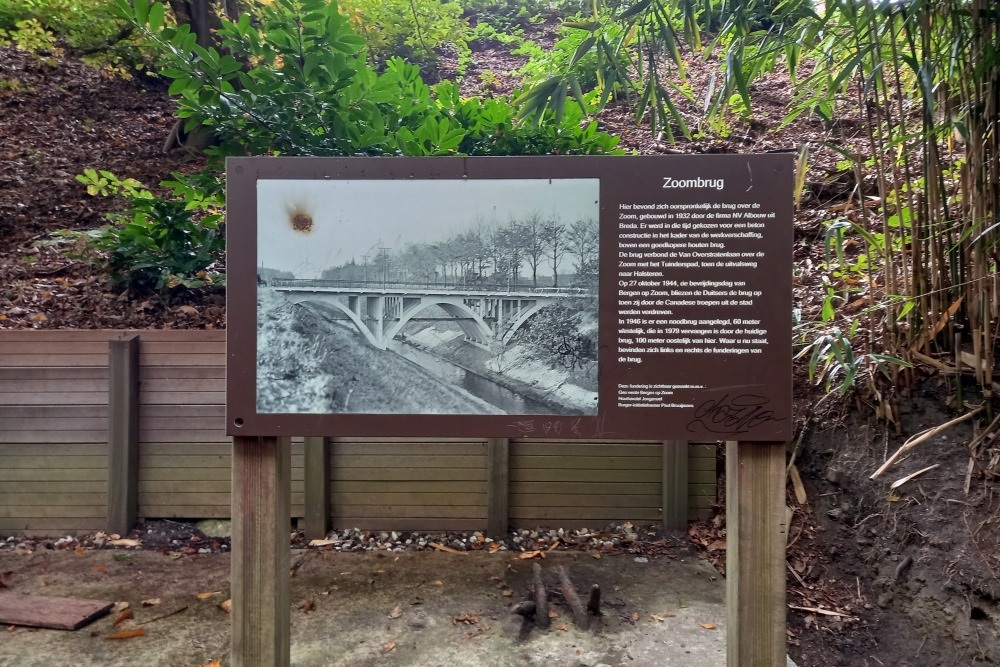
[662,177,725,190]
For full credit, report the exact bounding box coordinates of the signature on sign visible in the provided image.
[686,393,784,435]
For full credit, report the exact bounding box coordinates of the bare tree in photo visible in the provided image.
[542,218,566,288]
[522,212,546,287]
[568,218,599,285]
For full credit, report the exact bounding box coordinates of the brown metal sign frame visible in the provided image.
[226,155,792,440]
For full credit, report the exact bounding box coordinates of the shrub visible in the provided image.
[71,169,225,295]
[339,0,468,64]
[113,0,622,157]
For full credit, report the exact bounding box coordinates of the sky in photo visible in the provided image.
[257,178,600,278]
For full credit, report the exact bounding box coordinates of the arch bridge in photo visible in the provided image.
[269,279,591,349]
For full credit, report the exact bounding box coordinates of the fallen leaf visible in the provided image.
[383,642,396,653]
[308,539,335,546]
[432,581,443,586]
[548,609,559,619]
[218,599,232,614]
[452,614,479,625]
[176,305,199,316]
[105,628,144,640]
[488,543,501,553]
[112,610,134,626]
[388,605,402,619]
[592,552,602,560]
[500,588,513,597]
[517,550,544,560]
[429,542,468,556]
[650,614,664,622]
[196,591,221,600]
[302,600,315,613]
[203,660,222,667]
[664,612,677,618]
[631,612,640,622]
[29,313,47,322]
[92,566,107,573]
[699,622,717,630]
[73,547,85,555]
[114,601,130,613]
[141,598,160,607]
[555,624,568,631]
[109,539,141,547]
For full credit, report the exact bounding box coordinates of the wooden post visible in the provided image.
[232,436,291,667]
[303,436,330,541]
[662,440,688,531]
[486,437,509,538]
[726,441,787,667]
[107,334,139,536]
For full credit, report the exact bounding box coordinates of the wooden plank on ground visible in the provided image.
[0,592,114,630]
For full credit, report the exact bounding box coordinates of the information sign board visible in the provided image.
[227,155,792,440]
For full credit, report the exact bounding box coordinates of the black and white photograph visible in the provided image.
[255,177,600,416]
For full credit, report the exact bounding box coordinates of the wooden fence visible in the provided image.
[0,330,717,536]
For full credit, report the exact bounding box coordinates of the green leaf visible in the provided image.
[134,0,150,25]
[147,2,165,32]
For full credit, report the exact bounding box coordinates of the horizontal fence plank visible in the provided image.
[138,430,229,443]
[0,393,106,406]
[137,506,233,519]
[330,492,484,506]
[140,404,225,418]
[328,481,484,494]
[0,379,108,393]
[0,518,104,533]
[0,355,108,367]
[140,493,304,506]
[140,379,225,393]
[0,406,107,419]
[331,506,486,519]
[511,481,660,495]
[0,493,107,507]
[137,342,226,355]
[331,442,487,456]
[0,456,106,469]
[141,367,226,380]
[688,469,717,485]
[510,469,661,483]
[138,392,227,406]
[0,418,105,432]
[329,455,485,469]
[139,354,224,367]
[137,468,304,484]
[0,431,107,444]
[329,468,487,482]
[0,469,107,482]
[0,481,107,494]
[138,480,229,493]
[511,494,661,509]
[0,506,105,519]
[0,444,106,456]
[510,508,662,521]
[509,456,660,470]
[0,367,108,381]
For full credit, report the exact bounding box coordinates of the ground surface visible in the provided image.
[0,542,738,667]
[0,23,998,667]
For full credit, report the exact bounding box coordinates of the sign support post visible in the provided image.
[232,435,291,667]
[726,440,787,667]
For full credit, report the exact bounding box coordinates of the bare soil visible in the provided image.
[0,31,997,667]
